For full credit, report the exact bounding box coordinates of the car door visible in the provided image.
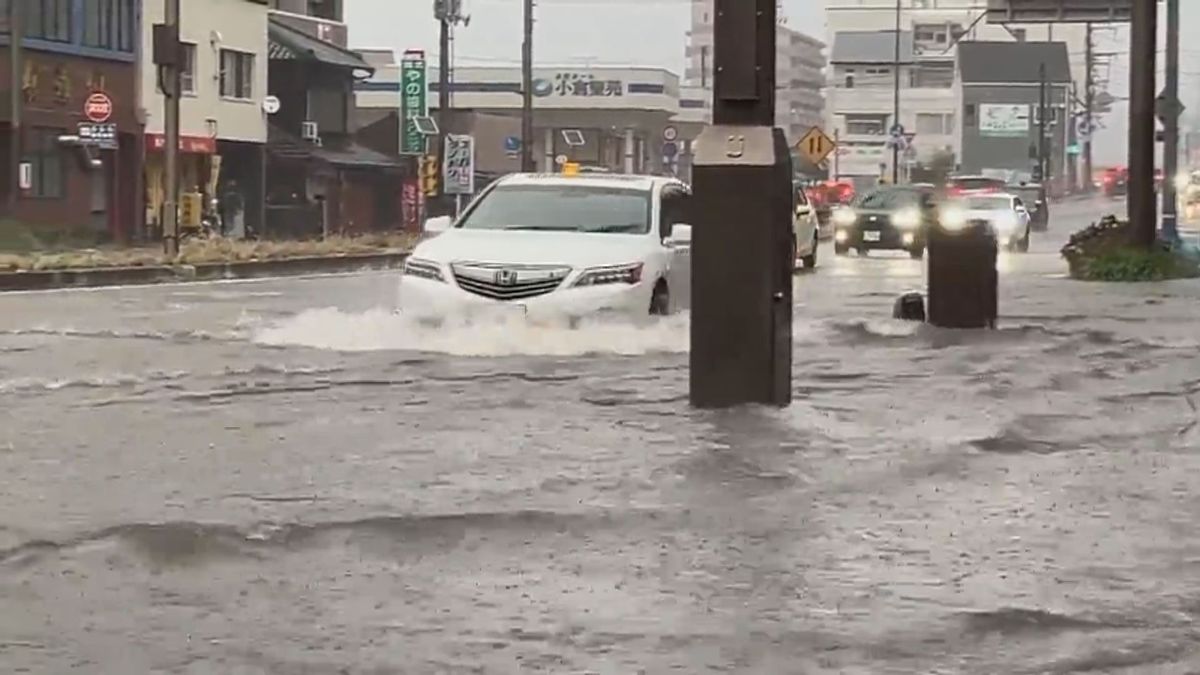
[659,183,692,311]
[793,184,817,255]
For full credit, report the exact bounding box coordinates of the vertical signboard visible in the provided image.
[400,51,427,156]
[401,178,421,231]
[443,134,475,195]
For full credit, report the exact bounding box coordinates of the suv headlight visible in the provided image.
[573,262,644,287]
[832,207,857,227]
[892,207,922,230]
[403,257,445,282]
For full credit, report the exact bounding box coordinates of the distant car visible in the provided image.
[831,186,935,259]
[792,181,821,269]
[401,173,693,323]
[944,192,1032,252]
[1006,182,1049,231]
[947,175,1008,196]
[1102,167,1128,198]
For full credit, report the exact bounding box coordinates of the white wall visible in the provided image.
[141,0,269,143]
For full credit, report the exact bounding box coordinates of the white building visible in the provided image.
[683,0,826,143]
[140,0,269,235]
[825,0,1086,182]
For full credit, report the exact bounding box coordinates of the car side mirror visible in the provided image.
[666,223,693,246]
[424,215,452,233]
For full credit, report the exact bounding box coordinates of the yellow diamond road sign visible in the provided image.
[798,127,836,166]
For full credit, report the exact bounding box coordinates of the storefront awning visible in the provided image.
[268,18,374,73]
[267,125,404,170]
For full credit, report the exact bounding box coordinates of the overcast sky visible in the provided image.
[347,0,1200,166]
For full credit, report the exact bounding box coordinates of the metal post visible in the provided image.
[520,0,535,172]
[891,0,901,184]
[1128,0,1157,247]
[1038,62,1047,185]
[690,0,792,408]
[436,2,451,205]
[7,0,21,216]
[833,128,840,181]
[162,0,182,257]
[1161,0,1181,242]
[1083,22,1094,193]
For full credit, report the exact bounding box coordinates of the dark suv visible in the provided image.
[832,186,935,259]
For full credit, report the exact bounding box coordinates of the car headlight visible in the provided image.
[940,207,969,232]
[573,262,644,287]
[832,207,857,227]
[892,207,922,230]
[403,257,445,282]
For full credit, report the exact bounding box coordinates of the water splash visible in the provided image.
[251,307,693,357]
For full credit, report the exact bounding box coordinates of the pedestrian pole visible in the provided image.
[891,0,901,185]
[161,0,182,257]
[1128,0,1158,248]
[7,0,22,217]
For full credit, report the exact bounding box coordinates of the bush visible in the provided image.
[1061,215,1200,281]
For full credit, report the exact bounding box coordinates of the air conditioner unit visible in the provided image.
[301,121,319,140]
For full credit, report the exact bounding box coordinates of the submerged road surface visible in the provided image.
[4,198,1200,673]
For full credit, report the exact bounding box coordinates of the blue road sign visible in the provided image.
[662,141,678,159]
[504,136,521,157]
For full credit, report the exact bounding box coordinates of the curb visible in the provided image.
[0,251,410,292]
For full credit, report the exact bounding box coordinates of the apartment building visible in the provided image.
[683,0,826,143]
[140,0,269,239]
[826,0,1086,182]
[0,0,142,240]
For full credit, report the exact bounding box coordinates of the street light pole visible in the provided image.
[1161,0,1181,243]
[520,0,535,172]
[8,0,22,216]
[1128,0,1157,247]
[891,0,901,184]
[162,0,182,257]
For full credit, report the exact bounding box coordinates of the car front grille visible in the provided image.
[451,262,570,301]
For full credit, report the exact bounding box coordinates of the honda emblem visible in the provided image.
[494,269,518,286]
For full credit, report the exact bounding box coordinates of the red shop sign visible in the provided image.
[84,92,114,123]
[401,178,420,232]
[146,133,217,154]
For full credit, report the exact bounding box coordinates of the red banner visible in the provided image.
[145,133,217,154]
[401,177,420,232]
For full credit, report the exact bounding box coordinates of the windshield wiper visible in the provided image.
[588,224,644,233]
[501,225,576,231]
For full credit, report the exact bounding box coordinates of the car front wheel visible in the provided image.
[801,233,818,269]
[649,281,670,316]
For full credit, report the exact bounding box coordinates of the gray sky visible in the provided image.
[348,1,1200,167]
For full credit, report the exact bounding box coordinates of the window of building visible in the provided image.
[911,62,954,88]
[156,43,197,95]
[916,113,954,135]
[23,0,71,42]
[220,49,255,99]
[82,0,137,51]
[844,114,888,136]
[25,128,65,199]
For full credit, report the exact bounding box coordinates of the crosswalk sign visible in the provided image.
[798,126,836,166]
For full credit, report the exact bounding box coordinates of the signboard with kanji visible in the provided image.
[985,0,1132,23]
[443,134,475,195]
[798,127,836,166]
[400,51,428,156]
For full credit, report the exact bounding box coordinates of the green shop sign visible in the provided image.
[400,51,428,155]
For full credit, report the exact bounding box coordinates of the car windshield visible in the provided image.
[458,184,652,234]
[854,189,918,209]
[964,195,1013,210]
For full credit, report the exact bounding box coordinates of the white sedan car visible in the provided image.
[945,192,1032,252]
[399,173,693,322]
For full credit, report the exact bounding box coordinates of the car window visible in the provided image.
[856,189,918,209]
[1014,198,1024,209]
[963,195,1012,210]
[457,184,652,234]
[794,186,809,207]
[659,186,690,238]
[952,177,1005,190]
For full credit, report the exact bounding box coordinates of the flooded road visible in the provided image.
[4,198,1200,673]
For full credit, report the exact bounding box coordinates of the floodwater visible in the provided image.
[3,199,1200,673]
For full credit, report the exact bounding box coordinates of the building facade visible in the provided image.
[682,0,826,143]
[140,0,269,239]
[825,0,1086,183]
[0,0,142,241]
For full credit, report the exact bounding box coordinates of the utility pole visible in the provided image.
[1161,0,1181,242]
[435,0,451,206]
[1128,0,1157,247]
[1038,62,1047,186]
[160,0,182,256]
[891,0,901,184]
[520,0,535,172]
[7,0,21,216]
[1083,22,1094,193]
